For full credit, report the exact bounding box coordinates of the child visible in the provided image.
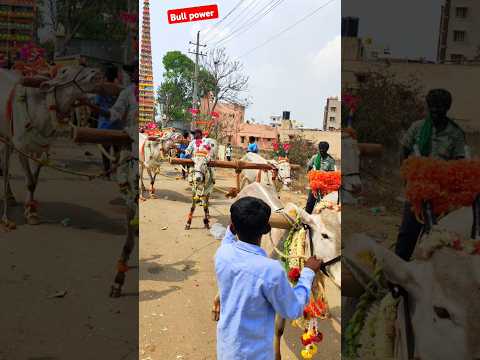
[215,197,321,359]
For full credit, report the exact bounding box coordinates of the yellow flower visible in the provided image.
[308,344,318,355]
[301,349,313,359]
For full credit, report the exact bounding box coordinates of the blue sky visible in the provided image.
[141,0,341,129]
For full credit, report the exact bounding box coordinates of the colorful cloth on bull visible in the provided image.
[401,118,466,159]
[215,227,315,360]
[307,153,336,171]
[185,137,213,159]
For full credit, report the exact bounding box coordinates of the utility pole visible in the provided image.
[188,31,206,131]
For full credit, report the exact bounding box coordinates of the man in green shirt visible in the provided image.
[396,88,466,260]
[305,141,336,214]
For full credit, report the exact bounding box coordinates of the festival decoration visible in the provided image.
[272,141,290,159]
[282,220,325,358]
[401,157,480,220]
[308,171,341,197]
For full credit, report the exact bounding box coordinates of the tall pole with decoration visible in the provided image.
[139,0,155,127]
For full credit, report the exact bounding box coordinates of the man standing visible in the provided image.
[396,88,466,260]
[305,141,336,214]
[225,143,233,161]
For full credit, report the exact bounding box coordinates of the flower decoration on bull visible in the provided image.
[308,171,341,198]
[282,220,327,358]
[401,157,480,220]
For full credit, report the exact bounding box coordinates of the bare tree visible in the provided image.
[201,47,249,116]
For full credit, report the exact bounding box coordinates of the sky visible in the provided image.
[141,0,341,129]
[343,0,444,61]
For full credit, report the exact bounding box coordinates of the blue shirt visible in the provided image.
[215,227,315,360]
[247,142,258,153]
[95,94,120,130]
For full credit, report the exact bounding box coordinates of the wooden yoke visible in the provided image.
[72,127,132,146]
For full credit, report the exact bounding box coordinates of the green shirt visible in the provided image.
[307,153,336,171]
[401,119,466,160]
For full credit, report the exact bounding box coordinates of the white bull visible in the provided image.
[239,152,292,193]
[213,182,341,360]
[345,204,480,359]
[0,66,101,226]
[139,132,165,198]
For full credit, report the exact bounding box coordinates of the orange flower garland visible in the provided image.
[401,157,480,219]
[308,171,341,196]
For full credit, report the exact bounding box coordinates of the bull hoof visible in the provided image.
[26,214,41,225]
[204,223,210,230]
[1,219,16,231]
[185,224,191,230]
[109,285,122,298]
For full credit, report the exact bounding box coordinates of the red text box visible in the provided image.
[167,5,219,25]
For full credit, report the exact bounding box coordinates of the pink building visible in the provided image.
[200,97,279,150]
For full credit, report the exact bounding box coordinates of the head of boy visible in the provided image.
[230,197,271,245]
[249,136,256,144]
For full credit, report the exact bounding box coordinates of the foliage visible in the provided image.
[43,0,131,55]
[284,135,316,167]
[342,71,425,150]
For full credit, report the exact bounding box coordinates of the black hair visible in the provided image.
[319,141,329,151]
[426,89,452,110]
[183,132,189,138]
[230,197,271,244]
[105,66,118,82]
[249,136,255,143]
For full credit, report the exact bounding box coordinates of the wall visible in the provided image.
[278,129,341,160]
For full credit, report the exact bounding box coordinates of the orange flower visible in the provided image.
[401,158,480,219]
[308,171,341,196]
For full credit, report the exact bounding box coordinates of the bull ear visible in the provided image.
[346,234,421,297]
[285,203,317,228]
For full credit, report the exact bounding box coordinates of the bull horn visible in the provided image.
[269,213,293,229]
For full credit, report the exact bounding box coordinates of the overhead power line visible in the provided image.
[214,0,286,48]
[238,0,337,59]
[202,0,247,38]
[212,0,285,47]
[204,0,263,43]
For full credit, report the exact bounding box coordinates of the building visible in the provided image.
[0,0,37,67]
[139,0,155,126]
[437,0,480,63]
[323,97,341,130]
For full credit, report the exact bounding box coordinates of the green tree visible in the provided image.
[157,51,215,126]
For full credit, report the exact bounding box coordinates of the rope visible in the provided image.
[0,135,136,181]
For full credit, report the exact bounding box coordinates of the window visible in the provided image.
[456,7,468,18]
[330,117,336,122]
[241,136,245,144]
[453,30,466,42]
[330,107,336,112]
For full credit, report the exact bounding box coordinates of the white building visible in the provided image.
[323,97,341,131]
[438,0,480,62]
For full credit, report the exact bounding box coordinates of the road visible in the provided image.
[139,163,341,360]
[0,139,138,360]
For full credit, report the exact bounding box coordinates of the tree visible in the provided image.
[157,51,195,126]
[342,71,424,150]
[43,0,130,56]
[201,47,249,115]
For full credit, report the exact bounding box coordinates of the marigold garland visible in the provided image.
[401,157,480,219]
[308,170,341,196]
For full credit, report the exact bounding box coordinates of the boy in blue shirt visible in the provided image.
[247,136,259,153]
[215,197,321,359]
